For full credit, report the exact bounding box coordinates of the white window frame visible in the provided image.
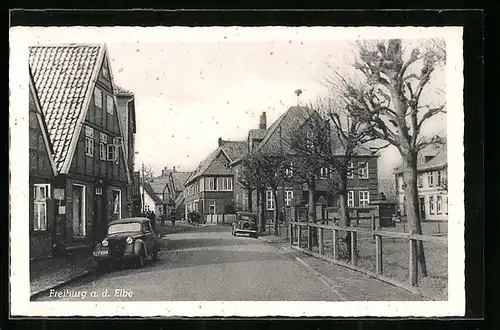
[106,95,114,114]
[112,189,122,219]
[428,171,434,187]
[429,196,435,215]
[436,195,442,215]
[266,190,275,210]
[33,183,50,231]
[347,162,354,179]
[285,162,293,178]
[99,132,107,160]
[72,184,86,237]
[107,144,119,162]
[437,171,442,186]
[359,191,370,207]
[358,162,369,179]
[85,126,94,157]
[285,190,294,206]
[320,167,329,179]
[347,191,354,207]
[207,177,216,191]
[94,88,102,108]
[220,177,233,191]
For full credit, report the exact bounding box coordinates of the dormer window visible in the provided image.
[94,88,102,108]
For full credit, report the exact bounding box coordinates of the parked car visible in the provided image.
[231,211,258,238]
[93,217,161,270]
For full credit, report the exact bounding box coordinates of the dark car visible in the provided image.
[231,212,259,238]
[93,217,161,270]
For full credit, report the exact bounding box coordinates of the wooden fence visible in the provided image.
[205,214,236,224]
[289,220,447,295]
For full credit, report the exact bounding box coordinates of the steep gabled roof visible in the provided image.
[29,67,58,176]
[143,182,163,204]
[29,44,131,183]
[149,177,170,196]
[185,140,247,185]
[393,141,447,173]
[171,172,191,191]
[248,128,267,141]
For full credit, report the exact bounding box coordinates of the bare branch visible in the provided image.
[417,105,446,131]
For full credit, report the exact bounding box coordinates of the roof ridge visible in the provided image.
[29,43,103,48]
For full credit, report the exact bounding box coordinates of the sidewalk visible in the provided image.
[258,233,288,243]
[30,249,96,298]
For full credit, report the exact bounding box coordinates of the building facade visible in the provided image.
[184,138,247,222]
[394,142,448,221]
[29,44,133,251]
[232,107,379,221]
[29,70,58,259]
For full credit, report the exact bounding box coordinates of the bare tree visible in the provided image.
[143,164,155,183]
[327,38,446,280]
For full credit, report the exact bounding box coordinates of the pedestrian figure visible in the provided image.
[160,212,165,226]
[171,215,176,227]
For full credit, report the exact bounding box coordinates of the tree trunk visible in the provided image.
[247,188,253,212]
[403,151,428,277]
[272,188,279,236]
[258,188,266,233]
[307,177,317,247]
[337,175,352,259]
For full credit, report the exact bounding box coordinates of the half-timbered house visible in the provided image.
[29,44,132,251]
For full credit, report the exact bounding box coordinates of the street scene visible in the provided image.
[23,28,455,309]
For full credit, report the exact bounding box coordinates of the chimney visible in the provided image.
[218,137,223,146]
[259,112,267,130]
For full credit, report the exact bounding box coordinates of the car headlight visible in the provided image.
[101,239,108,247]
[126,237,133,245]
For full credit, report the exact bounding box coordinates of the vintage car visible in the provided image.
[231,211,259,238]
[93,217,161,270]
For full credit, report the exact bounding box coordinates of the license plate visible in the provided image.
[93,250,108,256]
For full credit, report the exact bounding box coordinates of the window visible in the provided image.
[208,177,216,191]
[94,88,102,108]
[428,172,434,187]
[347,191,354,208]
[102,64,109,79]
[436,195,442,215]
[209,201,216,214]
[285,162,293,178]
[418,174,423,188]
[437,171,442,186]
[33,184,50,231]
[112,189,122,219]
[107,144,118,161]
[99,132,107,160]
[220,177,233,191]
[359,191,370,207]
[85,126,94,157]
[320,167,329,179]
[347,162,354,179]
[285,191,294,206]
[429,196,435,215]
[306,132,314,149]
[106,95,114,114]
[266,190,275,210]
[358,162,369,179]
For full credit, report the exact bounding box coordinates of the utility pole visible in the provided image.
[141,162,145,214]
[279,123,286,237]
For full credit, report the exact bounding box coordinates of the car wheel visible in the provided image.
[136,248,145,268]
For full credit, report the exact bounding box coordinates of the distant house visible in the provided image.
[184,138,247,222]
[140,182,163,216]
[394,141,448,221]
[231,107,379,221]
[29,44,132,250]
[29,69,58,259]
[148,176,171,217]
[157,166,191,219]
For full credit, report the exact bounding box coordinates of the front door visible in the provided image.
[419,197,426,221]
[94,189,107,241]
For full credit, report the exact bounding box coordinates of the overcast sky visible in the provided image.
[106,39,446,180]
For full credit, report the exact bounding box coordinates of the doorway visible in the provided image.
[72,184,86,238]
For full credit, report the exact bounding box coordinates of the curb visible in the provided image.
[30,270,93,301]
[258,236,287,244]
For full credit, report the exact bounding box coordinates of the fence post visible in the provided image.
[333,229,338,260]
[409,238,418,286]
[375,234,383,275]
[297,224,302,247]
[307,224,312,251]
[371,213,376,240]
[319,227,324,255]
[289,223,293,245]
[350,230,358,266]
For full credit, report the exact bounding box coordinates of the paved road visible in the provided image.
[34,225,420,301]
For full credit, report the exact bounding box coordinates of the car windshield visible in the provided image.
[239,215,256,221]
[108,222,142,234]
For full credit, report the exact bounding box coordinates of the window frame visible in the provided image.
[72,184,87,237]
[418,173,424,188]
[358,161,369,179]
[33,183,50,231]
[359,191,370,207]
[266,190,275,210]
[347,162,354,179]
[285,190,294,206]
[436,195,442,215]
[429,196,435,215]
[209,201,216,214]
[112,189,122,219]
[85,126,94,157]
[94,88,102,108]
[428,171,434,187]
[347,190,354,208]
[106,95,114,114]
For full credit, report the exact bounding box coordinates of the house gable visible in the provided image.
[204,150,233,176]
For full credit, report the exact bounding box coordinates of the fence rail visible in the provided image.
[289,220,446,293]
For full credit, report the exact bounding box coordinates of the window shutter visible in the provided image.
[46,198,54,230]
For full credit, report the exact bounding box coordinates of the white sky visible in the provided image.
[107,40,445,180]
